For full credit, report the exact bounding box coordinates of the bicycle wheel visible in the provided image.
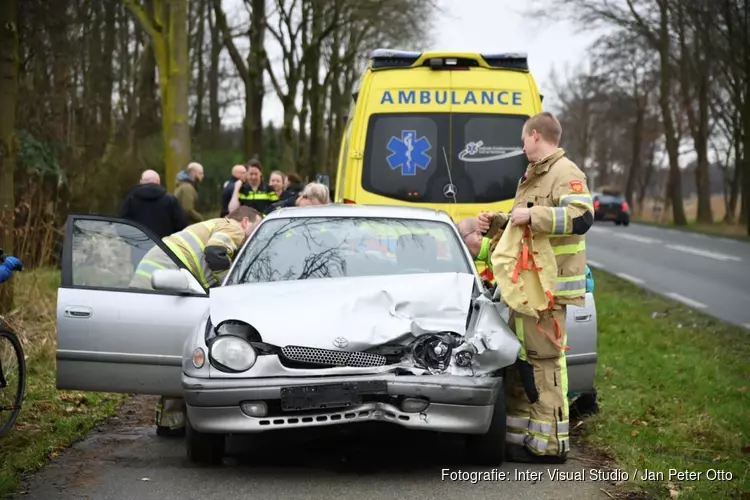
[0,327,26,437]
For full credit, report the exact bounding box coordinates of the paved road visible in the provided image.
[13,397,619,500]
[586,222,750,329]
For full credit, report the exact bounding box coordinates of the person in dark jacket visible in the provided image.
[220,164,248,217]
[119,170,188,238]
[279,172,304,201]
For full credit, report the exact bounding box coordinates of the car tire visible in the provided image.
[465,385,506,466]
[571,389,599,418]
[186,417,225,465]
[615,221,622,226]
[622,221,630,226]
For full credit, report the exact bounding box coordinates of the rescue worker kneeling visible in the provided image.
[479,111,593,464]
[129,206,262,436]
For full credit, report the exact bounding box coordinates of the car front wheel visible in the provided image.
[186,417,225,465]
[465,385,506,466]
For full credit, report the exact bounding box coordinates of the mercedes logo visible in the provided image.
[332,337,349,348]
[443,183,457,198]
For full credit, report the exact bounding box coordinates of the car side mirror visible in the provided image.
[152,268,205,295]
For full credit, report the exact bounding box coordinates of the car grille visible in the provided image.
[281,345,387,368]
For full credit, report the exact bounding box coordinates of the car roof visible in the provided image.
[263,203,457,224]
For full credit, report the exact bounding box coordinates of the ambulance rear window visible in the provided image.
[362,113,528,203]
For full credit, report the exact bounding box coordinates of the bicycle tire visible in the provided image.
[0,327,26,437]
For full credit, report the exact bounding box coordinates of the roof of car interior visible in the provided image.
[263,203,456,223]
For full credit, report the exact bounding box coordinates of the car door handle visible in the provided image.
[574,311,591,322]
[65,306,92,318]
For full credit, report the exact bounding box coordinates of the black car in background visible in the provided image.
[593,192,631,226]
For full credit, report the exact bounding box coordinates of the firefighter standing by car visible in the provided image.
[478,112,593,464]
[129,206,262,436]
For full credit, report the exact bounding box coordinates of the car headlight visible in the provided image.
[209,335,257,373]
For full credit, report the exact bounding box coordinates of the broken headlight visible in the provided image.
[411,333,461,372]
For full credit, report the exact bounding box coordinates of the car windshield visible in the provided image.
[597,195,624,204]
[225,216,473,285]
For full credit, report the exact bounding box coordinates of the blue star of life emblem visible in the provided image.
[386,130,432,176]
[465,141,482,155]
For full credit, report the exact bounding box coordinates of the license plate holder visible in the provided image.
[280,381,388,411]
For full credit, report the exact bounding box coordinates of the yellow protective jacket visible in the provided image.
[163,218,247,287]
[495,148,592,307]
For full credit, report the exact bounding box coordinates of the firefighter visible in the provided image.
[128,206,262,436]
[479,111,593,464]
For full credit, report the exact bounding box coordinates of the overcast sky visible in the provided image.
[222,0,600,127]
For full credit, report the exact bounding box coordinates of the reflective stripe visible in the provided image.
[514,316,527,361]
[169,230,209,286]
[556,276,586,296]
[238,190,278,201]
[551,207,567,234]
[529,419,552,434]
[552,240,585,255]
[525,435,548,454]
[506,432,526,445]
[557,420,570,434]
[133,259,168,280]
[209,232,237,251]
[560,194,593,212]
[506,415,530,429]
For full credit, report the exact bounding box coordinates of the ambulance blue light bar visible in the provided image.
[480,52,529,70]
[369,49,422,69]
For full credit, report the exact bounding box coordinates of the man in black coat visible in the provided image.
[119,169,188,238]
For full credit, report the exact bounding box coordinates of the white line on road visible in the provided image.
[616,272,645,284]
[587,260,604,268]
[612,233,662,244]
[665,292,707,309]
[665,244,742,262]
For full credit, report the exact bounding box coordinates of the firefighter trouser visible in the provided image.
[505,306,569,456]
[156,396,186,430]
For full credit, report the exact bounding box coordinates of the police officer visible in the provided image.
[478,112,593,464]
[227,159,279,214]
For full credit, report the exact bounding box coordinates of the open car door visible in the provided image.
[56,215,208,397]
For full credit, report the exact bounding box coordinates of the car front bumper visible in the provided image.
[183,372,501,435]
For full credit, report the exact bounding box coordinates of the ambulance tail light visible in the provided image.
[343,199,356,204]
[621,201,629,212]
[594,200,600,211]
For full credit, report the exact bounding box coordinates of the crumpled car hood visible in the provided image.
[209,272,476,350]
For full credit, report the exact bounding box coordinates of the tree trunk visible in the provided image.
[193,0,206,137]
[126,0,191,192]
[207,3,220,148]
[0,0,19,312]
[743,82,750,232]
[625,92,644,206]
[249,0,265,159]
[657,3,687,225]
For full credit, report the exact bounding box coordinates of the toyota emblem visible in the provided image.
[443,183,457,198]
[332,337,349,348]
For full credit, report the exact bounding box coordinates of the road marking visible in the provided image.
[613,233,662,244]
[588,226,611,234]
[665,292,707,309]
[665,244,742,262]
[616,272,645,285]
[587,260,604,268]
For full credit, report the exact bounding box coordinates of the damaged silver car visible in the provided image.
[55,204,596,466]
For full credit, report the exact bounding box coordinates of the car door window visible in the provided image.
[67,218,184,292]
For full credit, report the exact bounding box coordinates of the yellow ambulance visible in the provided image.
[331,49,544,223]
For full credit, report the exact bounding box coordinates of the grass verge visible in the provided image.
[0,267,127,498]
[584,269,750,499]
